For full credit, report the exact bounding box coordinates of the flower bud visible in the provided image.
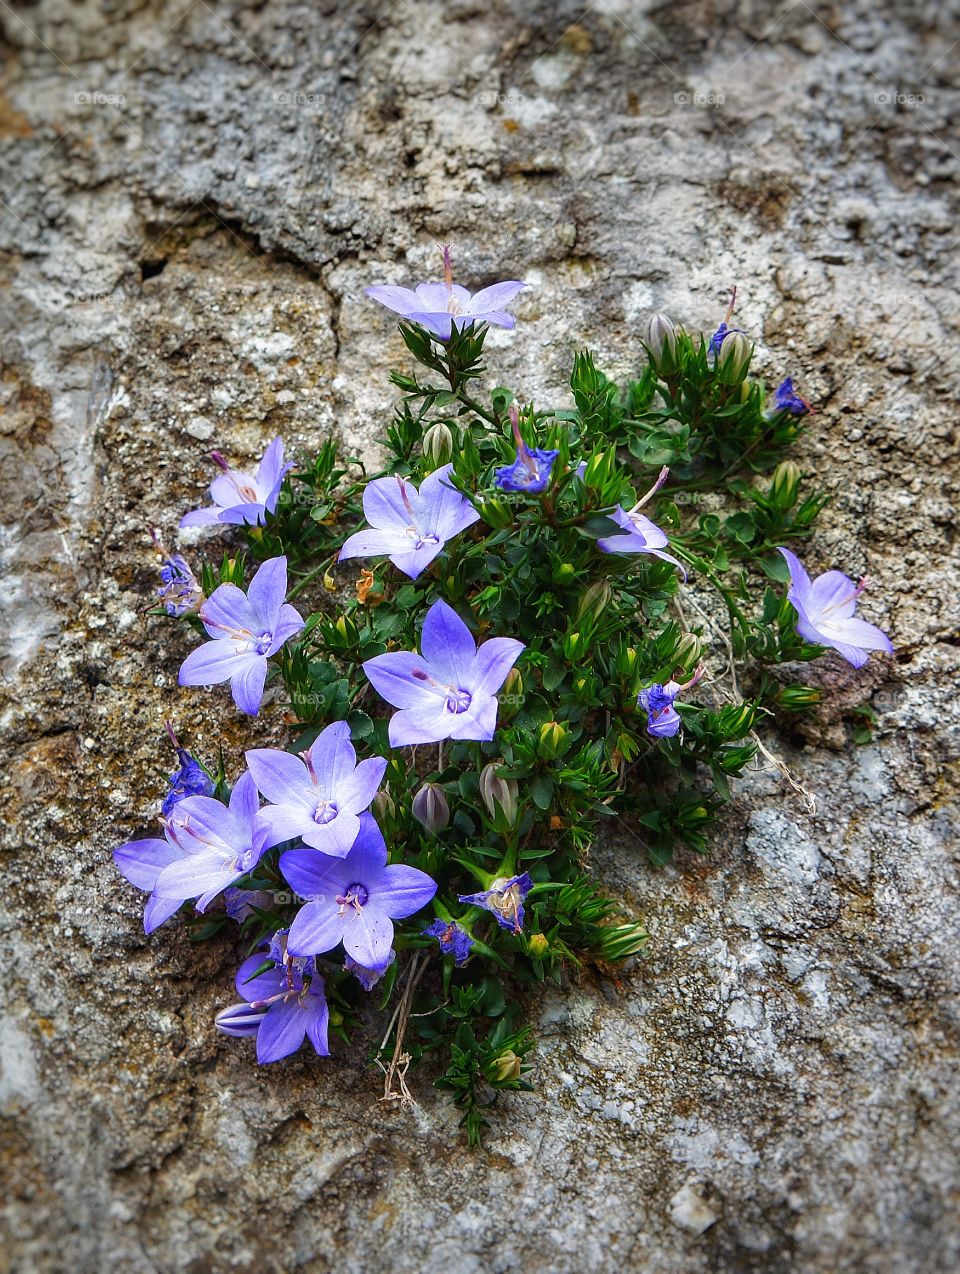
[776,684,822,711]
[411,782,450,834]
[215,1002,266,1038]
[770,460,801,511]
[477,495,514,530]
[538,721,568,759]
[647,313,678,372]
[562,630,588,661]
[371,789,396,821]
[527,932,549,957]
[616,645,639,678]
[479,763,519,825]
[422,421,454,467]
[334,614,359,647]
[499,668,523,720]
[489,1050,522,1083]
[576,579,612,627]
[673,633,703,673]
[716,331,752,384]
[553,562,577,584]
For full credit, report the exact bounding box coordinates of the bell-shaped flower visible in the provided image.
[338,464,480,580]
[595,467,684,574]
[246,720,387,858]
[778,547,893,668]
[230,932,330,1064]
[365,245,524,340]
[362,598,524,746]
[180,437,292,527]
[151,772,271,912]
[281,814,437,970]
[178,556,304,716]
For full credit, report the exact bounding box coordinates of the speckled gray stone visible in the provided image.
[1,1,959,1271]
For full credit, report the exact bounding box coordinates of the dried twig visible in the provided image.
[375,952,429,1105]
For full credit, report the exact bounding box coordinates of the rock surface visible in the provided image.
[1,1,958,1271]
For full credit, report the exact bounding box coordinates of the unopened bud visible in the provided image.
[538,721,568,759]
[499,668,523,719]
[553,562,577,584]
[371,789,396,821]
[777,684,822,711]
[215,1002,266,1038]
[490,1049,522,1083]
[527,933,549,957]
[479,763,519,825]
[617,645,640,678]
[478,495,513,530]
[411,782,450,834]
[647,312,678,372]
[770,460,801,510]
[716,331,752,384]
[577,579,612,626]
[334,614,358,646]
[422,421,454,467]
[562,630,588,661]
[673,633,703,673]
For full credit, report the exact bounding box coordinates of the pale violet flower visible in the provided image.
[180,437,292,527]
[778,547,893,668]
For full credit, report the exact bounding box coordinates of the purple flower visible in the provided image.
[152,771,270,912]
[778,547,893,668]
[344,948,395,991]
[338,464,480,580]
[215,1001,268,1038]
[458,873,533,935]
[365,245,525,340]
[281,813,437,970]
[246,720,387,858]
[180,437,292,527]
[595,466,683,573]
[772,377,810,416]
[151,533,203,616]
[423,919,473,966]
[638,666,704,738]
[113,832,189,934]
[224,887,276,922]
[362,598,524,746]
[708,287,742,357]
[231,932,330,1064]
[495,404,559,495]
[161,723,213,816]
[178,556,304,716]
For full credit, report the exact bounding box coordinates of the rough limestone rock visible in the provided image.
[1,1,958,1271]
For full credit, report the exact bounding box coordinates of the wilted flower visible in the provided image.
[344,949,396,991]
[281,814,438,970]
[178,556,305,716]
[151,532,203,616]
[223,887,276,923]
[489,1050,522,1082]
[411,782,450,834]
[596,467,684,574]
[231,932,330,1064]
[338,464,480,581]
[494,404,559,495]
[180,437,292,527]
[161,723,213,816]
[422,918,473,965]
[362,599,524,746]
[246,719,387,858]
[771,377,810,416]
[458,872,533,935]
[365,245,525,340]
[778,547,893,668]
[638,665,705,738]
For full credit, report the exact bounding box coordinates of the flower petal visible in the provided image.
[255,437,288,492]
[199,583,257,639]
[447,692,499,742]
[808,569,857,620]
[415,282,472,310]
[228,770,261,829]
[341,906,394,969]
[364,285,421,316]
[303,990,331,1056]
[419,463,480,541]
[231,658,268,716]
[154,853,236,902]
[374,863,438,919]
[113,838,179,891]
[342,812,389,880]
[144,892,184,933]
[300,810,361,859]
[279,848,351,899]
[257,999,308,1063]
[257,802,312,849]
[362,474,413,531]
[179,642,258,687]
[236,954,286,1000]
[362,651,436,710]
[465,280,525,313]
[307,720,357,794]
[336,755,388,815]
[246,748,312,806]
[286,900,346,957]
[472,636,524,698]
[246,556,288,630]
[420,598,477,685]
[339,527,410,563]
[387,704,454,746]
[388,541,446,579]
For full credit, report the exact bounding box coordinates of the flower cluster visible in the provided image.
[113,258,894,1138]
